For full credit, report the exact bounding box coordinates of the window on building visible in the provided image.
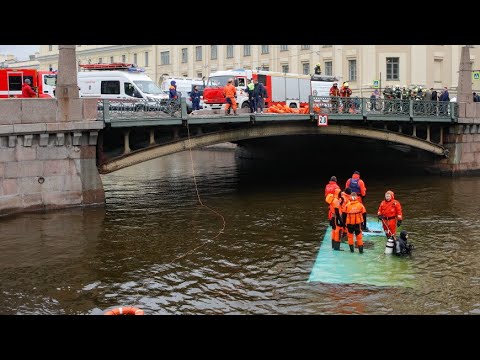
[282,64,289,73]
[196,46,202,61]
[101,81,120,95]
[110,56,114,63]
[244,45,251,56]
[348,59,357,81]
[133,53,137,65]
[98,57,102,64]
[197,73,202,78]
[145,52,149,67]
[122,54,126,63]
[161,51,170,65]
[88,59,91,64]
[301,45,310,50]
[434,59,443,83]
[302,62,310,75]
[322,45,332,48]
[182,48,188,63]
[48,45,52,51]
[325,61,332,76]
[386,57,399,80]
[262,66,269,71]
[280,45,288,51]
[227,45,234,58]
[211,45,217,60]
[261,45,269,54]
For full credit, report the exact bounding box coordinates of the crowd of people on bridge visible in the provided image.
[324,171,412,256]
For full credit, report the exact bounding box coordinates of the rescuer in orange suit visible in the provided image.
[324,175,340,197]
[342,192,367,253]
[329,83,341,113]
[345,171,366,202]
[340,187,352,238]
[345,171,369,231]
[331,188,345,250]
[326,188,344,250]
[223,79,238,116]
[377,190,403,238]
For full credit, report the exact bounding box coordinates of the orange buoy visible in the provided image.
[104,306,144,315]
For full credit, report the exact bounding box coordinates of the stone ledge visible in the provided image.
[0,121,104,135]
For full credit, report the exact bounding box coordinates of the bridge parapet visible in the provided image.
[0,97,104,216]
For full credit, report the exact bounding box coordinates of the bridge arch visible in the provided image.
[100,124,446,174]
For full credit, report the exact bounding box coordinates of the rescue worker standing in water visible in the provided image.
[342,192,367,253]
[326,188,344,250]
[324,176,340,197]
[345,171,368,231]
[345,171,366,202]
[377,190,403,238]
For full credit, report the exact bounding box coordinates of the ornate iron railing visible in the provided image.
[97,96,458,122]
[311,96,457,120]
[97,98,185,121]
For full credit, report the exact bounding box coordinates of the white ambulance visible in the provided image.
[78,63,168,104]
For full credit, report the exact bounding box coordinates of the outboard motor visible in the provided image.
[384,237,395,255]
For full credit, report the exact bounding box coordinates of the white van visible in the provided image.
[78,70,168,104]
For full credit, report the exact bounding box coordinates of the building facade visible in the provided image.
[37,45,480,94]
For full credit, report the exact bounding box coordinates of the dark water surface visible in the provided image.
[1,149,479,314]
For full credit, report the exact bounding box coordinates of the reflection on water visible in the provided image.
[1,149,480,314]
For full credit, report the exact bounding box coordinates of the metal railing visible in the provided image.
[311,96,457,120]
[96,96,458,122]
[97,97,186,122]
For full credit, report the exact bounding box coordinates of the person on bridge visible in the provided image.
[377,190,403,238]
[169,80,178,99]
[340,82,352,113]
[329,83,341,113]
[253,78,267,114]
[342,192,367,253]
[22,78,37,98]
[223,79,238,116]
[191,85,201,111]
[245,79,256,113]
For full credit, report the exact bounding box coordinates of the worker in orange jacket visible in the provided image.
[326,188,344,250]
[340,187,352,239]
[342,192,367,253]
[324,176,340,197]
[345,171,369,231]
[377,190,403,238]
[223,79,238,116]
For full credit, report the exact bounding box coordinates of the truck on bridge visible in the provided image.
[202,69,338,110]
[0,68,57,98]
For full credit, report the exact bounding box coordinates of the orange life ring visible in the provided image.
[104,306,144,315]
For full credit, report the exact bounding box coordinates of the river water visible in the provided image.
[1,148,480,315]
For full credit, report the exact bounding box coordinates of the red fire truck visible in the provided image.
[203,69,337,110]
[0,68,57,98]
